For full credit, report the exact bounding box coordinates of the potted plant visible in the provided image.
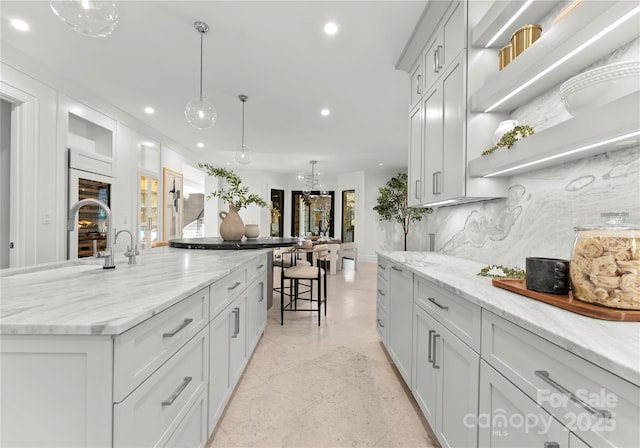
[199,163,268,240]
[373,172,432,251]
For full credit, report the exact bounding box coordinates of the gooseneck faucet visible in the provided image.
[68,198,115,269]
[114,229,139,264]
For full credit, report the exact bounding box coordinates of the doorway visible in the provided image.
[1,100,11,268]
[341,189,356,243]
[270,189,284,237]
[291,191,334,237]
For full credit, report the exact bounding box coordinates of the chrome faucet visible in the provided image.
[68,198,115,269]
[114,229,139,264]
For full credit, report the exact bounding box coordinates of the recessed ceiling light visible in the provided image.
[324,22,338,36]
[379,163,383,166]
[144,106,155,114]
[197,142,204,148]
[11,19,30,31]
[321,108,330,117]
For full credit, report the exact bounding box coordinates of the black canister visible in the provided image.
[526,257,570,294]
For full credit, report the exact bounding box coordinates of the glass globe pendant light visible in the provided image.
[49,0,119,37]
[185,21,217,130]
[234,95,252,164]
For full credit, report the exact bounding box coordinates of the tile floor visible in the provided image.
[206,260,439,448]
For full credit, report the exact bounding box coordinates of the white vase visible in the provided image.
[493,120,519,145]
[244,224,260,239]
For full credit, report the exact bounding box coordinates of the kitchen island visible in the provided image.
[1,247,271,447]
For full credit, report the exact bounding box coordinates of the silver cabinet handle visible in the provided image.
[377,289,386,296]
[231,307,240,338]
[256,264,264,269]
[161,376,192,406]
[416,74,422,95]
[162,318,193,338]
[415,180,420,199]
[432,172,437,195]
[433,49,438,73]
[377,319,385,328]
[534,371,611,418]
[391,266,402,272]
[544,443,560,448]
[228,281,241,291]
[432,334,441,369]
[428,297,449,310]
[428,330,436,364]
[377,264,385,269]
[436,45,443,70]
[258,283,265,302]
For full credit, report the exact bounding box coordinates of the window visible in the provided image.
[291,191,334,237]
[341,190,356,242]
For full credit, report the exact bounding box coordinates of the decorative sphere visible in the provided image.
[49,0,119,37]
[185,98,217,129]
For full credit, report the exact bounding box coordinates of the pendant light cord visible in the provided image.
[199,31,203,101]
[241,100,245,148]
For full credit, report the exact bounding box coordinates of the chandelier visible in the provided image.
[297,160,323,194]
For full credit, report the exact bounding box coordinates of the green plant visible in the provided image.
[477,264,526,279]
[482,125,535,156]
[199,163,268,209]
[373,172,432,251]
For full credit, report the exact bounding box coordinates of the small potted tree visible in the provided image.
[373,172,432,251]
[199,163,268,240]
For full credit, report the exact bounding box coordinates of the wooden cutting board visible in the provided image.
[492,278,640,322]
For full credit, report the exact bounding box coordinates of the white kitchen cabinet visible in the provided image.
[387,262,413,387]
[408,102,423,207]
[376,257,390,344]
[208,291,248,433]
[413,303,479,448]
[421,51,466,204]
[113,326,209,448]
[482,310,640,448]
[479,360,569,448]
[409,59,423,110]
[421,0,465,94]
[164,387,209,448]
[0,335,113,447]
[246,274,267,354]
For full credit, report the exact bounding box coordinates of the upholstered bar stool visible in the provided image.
[281,244,329,326]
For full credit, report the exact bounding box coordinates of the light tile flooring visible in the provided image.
[206,261,439,448]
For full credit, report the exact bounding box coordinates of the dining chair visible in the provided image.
[281,244,329,326]
[339,242,358,270]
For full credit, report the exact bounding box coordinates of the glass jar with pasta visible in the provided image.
[570,212,640,309]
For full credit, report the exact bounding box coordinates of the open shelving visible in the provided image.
[468,92,640,178]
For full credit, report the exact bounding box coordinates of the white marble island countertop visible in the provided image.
[1,247,269,336]
[379,251,640,387]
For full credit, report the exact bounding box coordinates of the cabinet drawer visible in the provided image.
[113,287,209,402]
[114,327,209,448]
[376,305,387,344]
[414,275,481,352]
[246,254,267,285]
[210,267,246,320]
[163,387,208,448]
[377,258,388,281]
[377,275,388,311]
[482,310,640,448]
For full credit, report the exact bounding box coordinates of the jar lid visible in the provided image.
[575,212,640,231]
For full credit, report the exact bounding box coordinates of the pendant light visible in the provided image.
[234,95,252,164]
[185,21,217,130]
[49,0,119,37]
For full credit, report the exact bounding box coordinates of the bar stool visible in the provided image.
[281,244,329,326]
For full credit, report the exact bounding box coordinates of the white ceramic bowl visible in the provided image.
[560,61,640,116]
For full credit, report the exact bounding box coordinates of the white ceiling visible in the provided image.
[0,0,427,175]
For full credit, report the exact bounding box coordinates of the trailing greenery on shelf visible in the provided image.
[477,264,526,279]
[373,172,432,251]
[199,163,268,209]
[482,125,535,156]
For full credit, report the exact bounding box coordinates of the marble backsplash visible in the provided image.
[428,145,640,268]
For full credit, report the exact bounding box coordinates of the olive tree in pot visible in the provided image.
[373,172,432,251]
[199,163,268,241]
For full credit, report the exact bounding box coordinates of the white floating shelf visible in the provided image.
[468,92,640,178]
[472,0,558,49]
[470,1,640,113]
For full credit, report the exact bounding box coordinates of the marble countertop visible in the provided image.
[0,247,270,336]
[378,251,640,387]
